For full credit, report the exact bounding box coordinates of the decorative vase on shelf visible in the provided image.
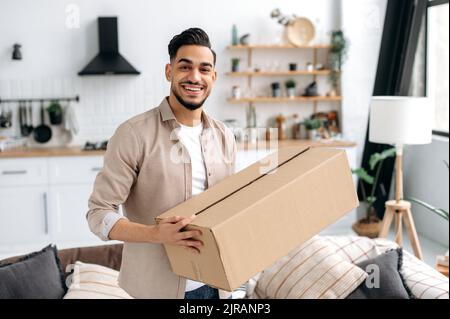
[287,87,296,98]
[231,25,238,46]
[231,58,240,72]
[285,79,297,98]
[246,104,257,128]
[271,82,281,98]
[327,88,337,97]
[231,85,241,100]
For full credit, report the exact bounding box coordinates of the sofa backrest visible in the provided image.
[0,244,123,278]
[57,244,123,276]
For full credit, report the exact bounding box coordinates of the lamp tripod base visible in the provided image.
[378,200,424,260]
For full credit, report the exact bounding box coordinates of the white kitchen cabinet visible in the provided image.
[48,184,99,243]
[0,155,108,258]
[48,156,103,185]
[0,157,50,254]
[0,186,50,248]
[0,158,48,187]
[47,156,105,244]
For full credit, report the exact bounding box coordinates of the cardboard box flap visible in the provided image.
[156,146,310,223]
[194,148,353,229]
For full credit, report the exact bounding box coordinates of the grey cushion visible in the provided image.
[347,248,414,299]
[0,245,66,299]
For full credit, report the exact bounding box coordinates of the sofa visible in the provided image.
[0,236,448,299]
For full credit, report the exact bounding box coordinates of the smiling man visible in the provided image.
[86,28,237,299]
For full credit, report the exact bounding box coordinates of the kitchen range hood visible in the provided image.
[78,17,140,75]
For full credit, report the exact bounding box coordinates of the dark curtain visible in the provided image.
[359,0,428,218]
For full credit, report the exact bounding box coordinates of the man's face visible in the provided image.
[165,45,217,111]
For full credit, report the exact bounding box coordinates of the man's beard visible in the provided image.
[172,85,208,111]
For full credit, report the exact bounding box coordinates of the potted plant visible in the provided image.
[303,118,322,140]
[271,82,281,98]
[351,147,396,238]
[46,100,63,125]
[231,58,240,72]
[328,30,347,96]
[285,79,297,98]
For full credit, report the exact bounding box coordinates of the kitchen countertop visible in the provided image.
[0,146,105,158]
[237,139,356,151]
[0,139,356,159]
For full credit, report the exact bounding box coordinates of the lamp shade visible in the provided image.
[369,96,432,145]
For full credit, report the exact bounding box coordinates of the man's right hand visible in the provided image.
[154,214,203,254]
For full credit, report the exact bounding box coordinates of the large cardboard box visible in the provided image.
[156,146,358,291]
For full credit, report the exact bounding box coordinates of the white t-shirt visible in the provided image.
[177,122,207,292]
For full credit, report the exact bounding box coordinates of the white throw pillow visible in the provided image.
[251,236,368,299]
[63,261,133,299]
[320,235,384,263]
[401,252,449,299]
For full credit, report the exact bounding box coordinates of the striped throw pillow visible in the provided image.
[63,261,133,299]
[252,236,368,299]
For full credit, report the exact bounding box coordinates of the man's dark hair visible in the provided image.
[168,28,216,65]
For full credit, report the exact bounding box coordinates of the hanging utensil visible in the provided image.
[33,100,52,143]
[0,103,12,129]
[27,101,34,135]
[0,104,4,128]
[19,101,27,136]
[6,106,12,128]
[26,100,34,136]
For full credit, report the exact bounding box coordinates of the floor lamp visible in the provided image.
[369,96,432,260]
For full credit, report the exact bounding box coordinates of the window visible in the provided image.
[427,0,449,136]
[410,0,449,137]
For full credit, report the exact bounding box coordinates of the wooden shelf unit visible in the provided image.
[227,44,332,49]
[237,138,356,151]
[227,70,332,77]
[227,43,343,133]
[227,96,342,103]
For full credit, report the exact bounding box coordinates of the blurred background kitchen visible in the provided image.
[0,0,379,151]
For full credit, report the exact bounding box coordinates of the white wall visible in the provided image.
[0,0,349,146]
[340,0,387,166]
[403,136,449,247]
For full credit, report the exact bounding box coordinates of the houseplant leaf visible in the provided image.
[369,147,396,170]
[352,168,374,184]
[408,197,449,221]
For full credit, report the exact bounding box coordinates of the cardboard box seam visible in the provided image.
[189,147,311,223]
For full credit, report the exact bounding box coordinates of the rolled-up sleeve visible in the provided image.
[86,121,141,241]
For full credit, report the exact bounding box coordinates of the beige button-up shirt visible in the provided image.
[86,97,237,298]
